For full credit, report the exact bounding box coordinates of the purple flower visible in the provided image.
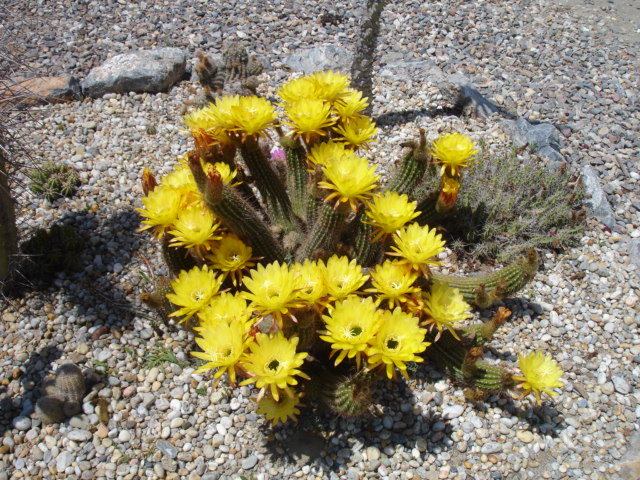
[271,148,286,163]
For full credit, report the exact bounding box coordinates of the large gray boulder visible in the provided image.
[502,117,565,164]
[81,48,186,98]
[283,44,353,74]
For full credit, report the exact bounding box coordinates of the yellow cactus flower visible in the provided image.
[431,132,478,176]
[166,266,223,323]
[230,96,277,139]
[334,88,369,122]
[292,260,327,305]
[278,76,318,104]
[423,281,471,339]
[242,261,305,329]
[333,116,378,149]
[206,162,240,187]
[207,95,241,131]
[257,391,303,426]
[197,292,253,329]
[309,70,351,104]
[319,154,380,212]
[323,255,369,302]
[168,204,222,256]
[306,140,356,168]
[162,161,199,194]
[320,295,380,368]
[513,351,564,405]
[137,185,183,238]
[183,105,217,148]
[206,234,256,285]
[240,332,310,401]
[365,191,420,240]
[388,223,445,276]
[366,260,420,309]
[366,308,429,379]
[283,98,336,143]
[191,318,252,386]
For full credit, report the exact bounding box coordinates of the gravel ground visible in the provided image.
[1,1,639,479]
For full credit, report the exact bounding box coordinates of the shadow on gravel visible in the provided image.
[10,207,145,331]
[0,344,62,435]
[262,377,454,475]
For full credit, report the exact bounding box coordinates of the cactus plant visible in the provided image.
[137,72,566,426]
[20,223,84,281]
[28,161,80,202]
[35,363,86,424]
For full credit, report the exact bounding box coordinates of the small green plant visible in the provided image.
[142,346,188,369]
[28,161,80,202]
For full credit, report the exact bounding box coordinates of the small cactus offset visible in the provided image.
[137,72,566,427]
[36,363,86,424]
[28,161,80,202]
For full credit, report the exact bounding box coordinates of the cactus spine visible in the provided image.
[386,129,429,196]
[296,202,350,262]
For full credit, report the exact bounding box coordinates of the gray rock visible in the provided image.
[283,44,353,74]
[612,376,631,395]
[502,117,565,162]
[56,451,74,472]
[481,442,503,454]
[242,455,258,470]
[619,430,640,480]
[629,239,640,274]
[380,60,447,84]
[67,429,93,442]
[284,430,325,464]
[81,48,186,98]
[6,75,82,105]
[157,440,178,459]
[442,405,464,419]
[581,165,616,229]
[11,416,31,431]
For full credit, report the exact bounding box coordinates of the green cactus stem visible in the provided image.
[385,129,429,196]
[140,275,177,321]
[346,209,381,267]
[189,156,284,263]
[296,202,350,262]
[461,307,512,346]
[161,234,197,276]
[425,330,515,396]
[429,249,538,308]
[237,136,297,232]
[280,136,309,220]
[330,370,378,417]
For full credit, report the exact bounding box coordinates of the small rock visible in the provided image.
[157,440,178,459]
[283,44,353,74]
[581,165,616,230]
[612,376,631,395]
[242,455,258,470]
[68,429,93,442]
[443,405,464,419]
[366,446,381,461]
[481,442,503,454]
[118,430,131,442]
[516,430,534,443]
[12,416,31,431]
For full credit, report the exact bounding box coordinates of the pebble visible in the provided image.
[242,455,259,470]
[442,405,464,419]
[68,429,93,442]
[12,416,31,431]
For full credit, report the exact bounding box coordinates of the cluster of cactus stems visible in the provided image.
[138,71,564,425]
[35,363,86,424]
[28,161,80,202]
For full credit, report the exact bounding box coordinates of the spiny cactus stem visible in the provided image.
[461,307,512,346]
[461,347,484,381]
[349,209,382,267]
[430,250,538,308]
[190,159,284,263]
[386,129,429,196]
[161,234,197,276]
[296,202,350,262]
[280,136,309,220]
[237,136,296,232]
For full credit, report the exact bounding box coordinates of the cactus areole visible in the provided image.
[138,73,563,426]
